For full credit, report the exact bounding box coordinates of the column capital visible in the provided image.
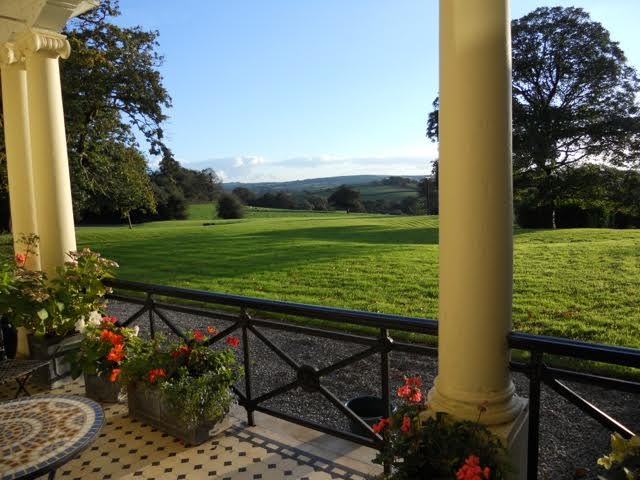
[0,43,23,67]
[15,29,70,60]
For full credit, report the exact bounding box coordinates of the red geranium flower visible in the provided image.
[15,253,26,266]
[207,325,217,335]
[400,415,411,433]
[192,330,205,342]
[225,335,240,347]
[397,376,423,404]
[456,455,491,480]
[372,417,391,434]
[109,368,121,383]
[148,368,166,383]
[170,345,190,358]
[100,330,124,346]
[106,343,125,363]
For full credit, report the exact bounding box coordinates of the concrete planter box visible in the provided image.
[27,333,83,388]
[127,383,230,446]
[84,373,122,403]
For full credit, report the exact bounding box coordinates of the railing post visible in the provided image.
[241,307,255,426]
[527,351,543,480]
[380,327,392,476]
[147,293,155,338]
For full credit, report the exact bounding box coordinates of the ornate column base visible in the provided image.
[491,401,529,480]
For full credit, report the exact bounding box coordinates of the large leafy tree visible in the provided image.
[61,0,169,219]
[427,7,640,225]
[328,185,363,212]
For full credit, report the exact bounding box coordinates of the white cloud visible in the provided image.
[179,145,437,183]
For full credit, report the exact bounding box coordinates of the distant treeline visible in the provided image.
[227,176,437,216]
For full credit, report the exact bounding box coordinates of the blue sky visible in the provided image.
[116,1,640,182]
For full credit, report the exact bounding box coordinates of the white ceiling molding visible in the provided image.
[0,0,98,43]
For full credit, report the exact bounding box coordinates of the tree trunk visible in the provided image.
[126,212,133,229]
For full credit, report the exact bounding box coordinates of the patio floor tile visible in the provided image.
[0,378,381,479]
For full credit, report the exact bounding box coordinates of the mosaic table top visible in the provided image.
[0,395,104,480]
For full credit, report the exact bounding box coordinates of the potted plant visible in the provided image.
[373,376,511,479]
[121,327,243,446]
[68,314,138,402]
[0,234,118,386]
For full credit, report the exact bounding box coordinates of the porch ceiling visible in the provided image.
[0,0,98,43]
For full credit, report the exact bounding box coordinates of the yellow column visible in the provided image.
[16,29,76,277]
[0,43,41,270]
[427,0,524,425]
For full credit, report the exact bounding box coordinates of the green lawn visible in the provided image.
[4,206,640,348]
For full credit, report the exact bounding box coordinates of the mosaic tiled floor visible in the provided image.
[0,378,381,480]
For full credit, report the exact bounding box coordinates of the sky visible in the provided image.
[115,1,640,183]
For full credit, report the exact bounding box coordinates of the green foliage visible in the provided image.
[231,187,256,205]
[120,331,243,426]
[61,0,169,220]
[427,7,640,223]
[217,193,245,219]
[0,235,118,336]
[598,433,640,479]
[328,185,362,212]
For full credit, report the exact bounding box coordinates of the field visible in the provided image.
[3,206,639,348]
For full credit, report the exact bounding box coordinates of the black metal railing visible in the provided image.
[104,278,640,479]
[104,278,438,452]
[509,332,640,479]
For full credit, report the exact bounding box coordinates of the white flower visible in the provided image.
[88,311,102,326]
[132,326,140,337]
[75,317,86,334]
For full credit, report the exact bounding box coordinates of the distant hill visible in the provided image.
[224,175,424,194]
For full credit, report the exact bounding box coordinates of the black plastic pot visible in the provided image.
[345,395,385,436]
[0,316,17,359]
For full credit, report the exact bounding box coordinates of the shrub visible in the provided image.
[217,192,245,219]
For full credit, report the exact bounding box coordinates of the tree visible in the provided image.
[328,185,362,212]
[91,144,156,228]
[417,160,439,215]
[60,0,173,218]
[217,192,245,219]
[232,187,256,205]
[427,7,640,226]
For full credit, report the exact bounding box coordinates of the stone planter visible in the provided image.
[84,373,122,403]
[27,333,83,388]
[127,383,230,446]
